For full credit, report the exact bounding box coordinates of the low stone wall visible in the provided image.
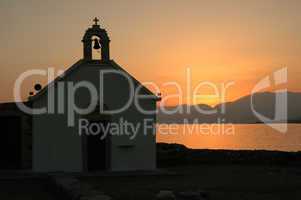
[48,176,81,200]
[47,175,111,200]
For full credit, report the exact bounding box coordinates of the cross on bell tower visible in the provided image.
[82,18,110,62]
[93,17,99,25]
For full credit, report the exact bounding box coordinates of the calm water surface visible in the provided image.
[156,124,301,152]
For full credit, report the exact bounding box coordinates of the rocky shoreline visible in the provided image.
[157,143,301,167]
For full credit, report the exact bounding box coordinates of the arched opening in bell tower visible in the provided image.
[82,18,110,62]
[92,36,102,60]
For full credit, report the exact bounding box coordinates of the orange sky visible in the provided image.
[0,0,300,106]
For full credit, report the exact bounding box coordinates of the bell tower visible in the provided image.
[82,18,110,62]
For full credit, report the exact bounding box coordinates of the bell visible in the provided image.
[93,38,101,49]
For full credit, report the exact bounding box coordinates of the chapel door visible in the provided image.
[87,120,108,171]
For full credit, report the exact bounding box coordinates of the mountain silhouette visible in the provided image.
[158,91,301,123]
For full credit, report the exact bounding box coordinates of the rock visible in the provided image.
[198,190,209,199]
[175,191,209,200]
[49,176,81,200]
[176,191,200,200]
[87,189,104,196]
[156,190,176,200]
[81,194,111,200]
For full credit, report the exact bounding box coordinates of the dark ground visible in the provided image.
[78,143,301,200]
[80,164,301,200]
[0,179,59,200]
[1,165,300,200]
[1,143,301,199]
